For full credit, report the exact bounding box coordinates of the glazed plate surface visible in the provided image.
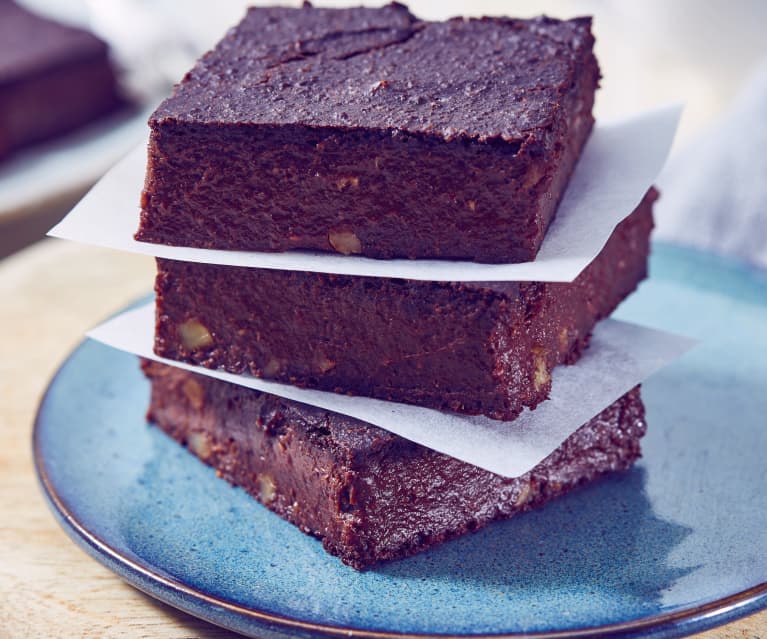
[34,244,767,639]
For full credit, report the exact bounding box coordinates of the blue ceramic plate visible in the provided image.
[34,244,767,639]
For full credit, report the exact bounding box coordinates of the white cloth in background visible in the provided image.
[656,61,767,268]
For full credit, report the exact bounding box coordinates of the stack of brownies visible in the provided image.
[134,4,654,570]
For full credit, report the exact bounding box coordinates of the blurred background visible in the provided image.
[2,0,766,264]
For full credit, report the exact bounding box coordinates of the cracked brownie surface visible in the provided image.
[150,4,590,137]
[137,3,599,262]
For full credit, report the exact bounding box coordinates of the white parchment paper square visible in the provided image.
[88,303,694,477]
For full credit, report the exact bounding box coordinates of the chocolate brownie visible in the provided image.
[0,0,121,159]
[142,360,646,569]
[153,190,654,421]
[136,4,599,263]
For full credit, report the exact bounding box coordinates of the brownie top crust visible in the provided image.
[0,1,109,85]
[151,3,594,142]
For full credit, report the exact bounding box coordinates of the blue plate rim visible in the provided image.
[32,242,767,639]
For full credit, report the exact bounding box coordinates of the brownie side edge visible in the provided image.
[491,188,656,413]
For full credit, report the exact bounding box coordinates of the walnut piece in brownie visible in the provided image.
[153,190,655,421]
[137,3,599,263]
[143,360,646,570]
[0,0,121,159]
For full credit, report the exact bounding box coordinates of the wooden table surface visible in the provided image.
[0,239,764,638]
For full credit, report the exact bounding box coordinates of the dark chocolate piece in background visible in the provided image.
[0,0,122,160]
